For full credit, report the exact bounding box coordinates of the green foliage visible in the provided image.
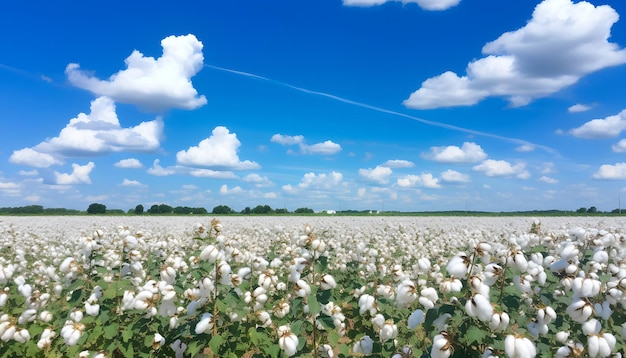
[86,203,106,214]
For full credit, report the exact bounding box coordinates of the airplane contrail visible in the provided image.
[205,64,558,156]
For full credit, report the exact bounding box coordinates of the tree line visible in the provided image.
[86,203,316,215]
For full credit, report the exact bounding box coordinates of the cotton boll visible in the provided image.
[353,335,373,355]
[408,309,425,329]
[431,333,453,358]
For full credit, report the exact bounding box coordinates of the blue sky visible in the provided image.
[2,0,626,212]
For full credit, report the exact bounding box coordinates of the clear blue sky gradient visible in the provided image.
[1,0,626,212]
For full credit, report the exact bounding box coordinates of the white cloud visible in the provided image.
[541,162,556,174]
[283,172,345,195]
[539,176,558,184]
[271,133,341,155]
[569,109,626,139]
[18,170,39,176]
[515,144,536,152]
[121,179,145,187]
[66,34,206,111]
[342,0,460,11]
[440,169,470,183]
[189,169,237,179]
[271,134,304,145]
[381,159,415,168]
[220,184,245,195]
[593,163,626,180]
[302,140,342,155]
[612,139,626,153]
[359,166,393,184]
[9,148,63,168]
[396,173,441,188]
[243,173,274,187]
[10,97,162,167]
[403,0,626,109]
[176,126,260,170]
[115,158,143,168]
[422,142,487,163]
[54,162,95,185]
[473,159,530,178]
[568,103,592,113]
[147,159,176,176]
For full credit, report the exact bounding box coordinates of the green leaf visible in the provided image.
[317,314,335,330]
[290,320,305,336]
[103,322,119,340]
[122,326,134,342]
[210,334,225,353]
[187,340,203,357]
[308,293,321,315]
[463,326,488,345]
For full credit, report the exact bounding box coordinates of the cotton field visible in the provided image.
[0,215,624,357]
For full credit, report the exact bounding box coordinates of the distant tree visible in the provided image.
[87,203,107,214]
[587,206,597,213]
[251,205,273,214]
[294,207,314,214]
[241,207,251,214]
[212,205,233,214]
[193,207,208,215]
[158,204,173,214]
[147,205,159,214]
[576,207,587,213]
[611,208,622,214]
[135,204,144,214]
[275,208,288,214]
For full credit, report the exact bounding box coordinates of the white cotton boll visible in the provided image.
[13,328,30,343]
[199,245,220,262]
[18,308,37,325]
[489,311,509,331]
[39,310,53,323]
[194,313,214,334]
[555,331,569,344]
[592,250,609,264]
[0,322,16,342]
[566,298,593,323]
[417,258,431,273]
[440,278,463,294]
[70,310,83,323]
[278,325,299,357]
[396,280,418,308]
[295,279,311,298]
[256,310,272,328]
[0,291,7,307]
[508,252,529,273]
[160,266,177,285]
[85,302,100,316]
[582,319,602,336]
[594,301,612,321]
[466,294,493,322]
[358,294,377,316]
[379,321,398,342]
[371,314,385,331]
[320,274,337,290]
[505,335,537,358]
[431,333,453,358]
[446,253,469,278]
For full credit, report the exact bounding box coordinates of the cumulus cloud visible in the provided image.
[403,0,626,109]
[121,179,145,187]
[10,97,163,167]
[515,144,536,152]
[568,109,626,138]
[440,169,470,183]
[302,140,342,155]
[147,159,176,176]
[472,159,530,178]
[381,159,415,168]
[271,133,341,155]
[593,163,626,179]
[9,148,63,168]
[219,184,245,195]
[115,158,143,168]
[66,34,206,111]
[612,139,626,153]
[243,173,274,187]
[396,173,441,188]
[539,176,558,184]
[422,142,487,163]
[342,0,460,11]
[189,169,237,179]
[176,126,260,170]
[568,103,592,113]
[359,166,393,184]
[270,134,304,145]
[54,162,95,185]
[282,172,345,195]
